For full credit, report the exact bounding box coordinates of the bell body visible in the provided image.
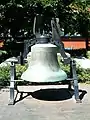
[21,43,67,82]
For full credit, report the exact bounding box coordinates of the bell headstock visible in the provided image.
[33,14,44,35]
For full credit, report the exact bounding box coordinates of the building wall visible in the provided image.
[61,37,90,50]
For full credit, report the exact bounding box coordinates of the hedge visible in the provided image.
[0,64,28,86]
[0,60,90,86]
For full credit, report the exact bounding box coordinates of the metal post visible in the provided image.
[18,52,24,65]
[8,62,15,105]
[68,60,72,90]
[23,40,29,59]
[72,60,81,103]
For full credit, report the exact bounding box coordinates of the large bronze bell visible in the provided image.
[8,15,80,105]
[21,35,67,83]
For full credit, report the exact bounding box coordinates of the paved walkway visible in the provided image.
[0,84,90,120]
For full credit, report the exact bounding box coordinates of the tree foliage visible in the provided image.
[0,0,90,38]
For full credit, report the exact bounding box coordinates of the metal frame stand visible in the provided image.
[8,62,15,105]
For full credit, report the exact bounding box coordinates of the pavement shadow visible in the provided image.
[14,88,73,104]
[79,90,87,100]
[32,88,73,101]
[14,88,87,104]
[14,91,32,104]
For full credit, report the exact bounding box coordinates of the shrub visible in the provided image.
[0,59,90,86]
[0,50,7,56]
[0,50,8,63]
[16,64,27,80]
[0,64,28,86]
[86,51,90,59]
[76,67,90,83]
[0,65,10,86]
[15,64,29,85]
[60,62,90,83]
[60,63,90,83]
[58,55,90,83]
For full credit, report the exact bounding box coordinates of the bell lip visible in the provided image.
[21,73,67,83]
[20,78,67,83]
[20,80,67,84]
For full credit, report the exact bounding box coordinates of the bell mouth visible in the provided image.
[21,66,67,83]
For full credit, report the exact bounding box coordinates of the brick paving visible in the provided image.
[0,84,90,120]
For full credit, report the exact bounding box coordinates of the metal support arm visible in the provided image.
[51,18,71,64]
